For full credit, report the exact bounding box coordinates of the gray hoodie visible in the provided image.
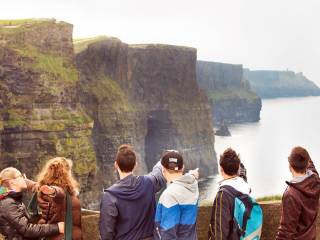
[154,174,199,240]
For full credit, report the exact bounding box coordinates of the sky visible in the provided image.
[1,0,320,85]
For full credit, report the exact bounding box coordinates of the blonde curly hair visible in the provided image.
[37,157,79,195]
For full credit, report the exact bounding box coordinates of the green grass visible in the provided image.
[35,53,78,82]
[0,18,54,26]
[73,36,109,53]
[82,75,132,111]
[14,46,78,83]
[207,89,259,102]
[256,195,282,202]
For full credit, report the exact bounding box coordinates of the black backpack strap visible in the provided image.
[238,195,254,236]
[219,185,253,237]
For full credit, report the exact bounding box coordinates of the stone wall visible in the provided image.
[80,202,320,240]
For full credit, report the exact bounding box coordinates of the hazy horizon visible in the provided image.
[1,0,320,85]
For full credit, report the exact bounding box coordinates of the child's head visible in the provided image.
[161,150,184,181]
[288,146,310,174]
[219,148,240,178]
[115,144,137,173]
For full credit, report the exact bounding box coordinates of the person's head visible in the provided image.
[37,157,79,195]
[219,148,240,179]
[0,167,27,192]
[288,146,310,175]
[160,150,184,182]
[114,144,137,174]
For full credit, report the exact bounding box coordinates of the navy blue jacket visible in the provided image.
[99,162,165,240]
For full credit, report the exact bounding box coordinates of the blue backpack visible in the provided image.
[222,186,263,240]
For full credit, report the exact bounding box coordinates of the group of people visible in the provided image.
[0,157,82,240]
[0,144,319,240]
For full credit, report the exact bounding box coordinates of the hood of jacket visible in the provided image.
[171,173,198,194]
[219,176,251,195]
[286,171,320,198]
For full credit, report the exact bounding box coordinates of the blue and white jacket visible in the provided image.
[154,173,199,240]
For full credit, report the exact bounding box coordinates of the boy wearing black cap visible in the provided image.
[154,150,199,240]
[276,146,320,240]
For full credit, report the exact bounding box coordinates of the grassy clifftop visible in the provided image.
[0,18,55,25]
[206,89,260,102]
[74,36,111,53]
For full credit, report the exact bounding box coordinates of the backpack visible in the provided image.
[222,186,263,240]
[28,190,73,240]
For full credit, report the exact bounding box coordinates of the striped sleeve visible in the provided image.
[208,191,233,240]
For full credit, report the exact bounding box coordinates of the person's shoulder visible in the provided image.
[219,185,237,196]
[101,190,117,206]
[138,175,156,190]
[215,186,238,203]
[0,197,18,212]
[282,187,300,202]
[0,196,15,205]
[160,185,178,200]
[140,174,154,183]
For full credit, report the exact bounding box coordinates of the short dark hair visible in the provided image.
[115,144,137,173]
[288,146,310,173]
[219,148,240,176]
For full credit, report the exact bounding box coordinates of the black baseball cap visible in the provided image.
[161,150,184,171]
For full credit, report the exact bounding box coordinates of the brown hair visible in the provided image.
[288,146,310,173]
[0,167,21,187]
[219,148,240,176]
[37,157,79,195]
[116,144,137,173]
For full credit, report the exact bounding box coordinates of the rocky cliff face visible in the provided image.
[0,20,98,207]
[197,61,261,125]
[244,69,320,98]
[76,38,218,192]
[0,20,218,209]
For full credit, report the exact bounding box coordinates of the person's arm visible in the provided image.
[208,190,233,240]
[146,161,166,192]
[276,192,301,240]
[5,199,60,238]
[99,192,118,240]
[155,193,180,239]
[307,159,319,176]
[25,179,38,192]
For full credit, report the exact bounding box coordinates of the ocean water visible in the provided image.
[199,96,320,202]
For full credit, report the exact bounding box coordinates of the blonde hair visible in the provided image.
[0,167,21,187]
[37,157,79,195]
